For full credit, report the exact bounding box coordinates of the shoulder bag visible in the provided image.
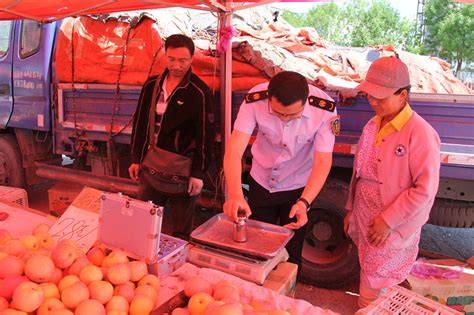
[141,77,191,194]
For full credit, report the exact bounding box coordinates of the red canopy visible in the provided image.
[0,0,328,22]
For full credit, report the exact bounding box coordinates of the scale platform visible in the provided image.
[188,244,289,285]
[188,214,293,284]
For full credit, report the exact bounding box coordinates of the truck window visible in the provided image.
[0,21,12,58]
[20,20,41,59]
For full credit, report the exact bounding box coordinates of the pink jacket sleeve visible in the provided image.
[381,124,441,236]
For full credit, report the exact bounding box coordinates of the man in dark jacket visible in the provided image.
[129,34,214,240]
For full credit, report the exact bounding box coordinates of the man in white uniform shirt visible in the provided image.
[224,71,339,267]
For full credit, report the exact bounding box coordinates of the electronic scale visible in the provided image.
[188,214,293,284]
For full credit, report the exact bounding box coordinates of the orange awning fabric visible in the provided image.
[0,0,329,22]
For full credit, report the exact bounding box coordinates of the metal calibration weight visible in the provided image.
[233,209,248,243]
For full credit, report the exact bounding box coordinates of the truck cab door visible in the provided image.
[0,21,14,128]
[9,20,55,131]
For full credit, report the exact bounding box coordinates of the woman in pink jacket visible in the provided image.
[344,56,441,308]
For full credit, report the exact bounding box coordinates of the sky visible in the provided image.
[273,0,419,19]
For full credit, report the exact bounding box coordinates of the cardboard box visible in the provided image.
[262,262,298,297]
[408,259,474,314]
[0,186,28,207]
[48,182,83,215]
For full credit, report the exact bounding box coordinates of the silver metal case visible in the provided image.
[98,192,163,263]
[148,233,188,278]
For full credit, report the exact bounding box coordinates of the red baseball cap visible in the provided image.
[356,56,410,99]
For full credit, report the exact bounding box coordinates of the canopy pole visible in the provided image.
[219,7,232,152]
[219,1,232,200]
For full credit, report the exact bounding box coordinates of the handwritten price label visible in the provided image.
[49,187,102,252]
[49,206,98,251]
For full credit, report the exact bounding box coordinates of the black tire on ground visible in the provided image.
[300,178,360,289]
[428,198,474,228]
[300,207,360,288]
[0,134,25,187]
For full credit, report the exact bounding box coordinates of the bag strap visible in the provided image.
[148,76,164,148]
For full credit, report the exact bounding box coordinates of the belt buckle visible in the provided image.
[171,175,179,181]
[150,169,156,175]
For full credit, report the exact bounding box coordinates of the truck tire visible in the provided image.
[428,198,474,228]
[300,178,360,288]
[0,134,25,187]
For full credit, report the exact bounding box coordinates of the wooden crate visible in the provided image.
[48,182,84,215]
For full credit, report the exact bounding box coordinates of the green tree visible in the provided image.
[282,0,415,50]
[281,11,305,28]
[343,0,413,48]
[423,0,453,53]
[424,0,474,74]
[282,2,349,45]
[304,3,347,44]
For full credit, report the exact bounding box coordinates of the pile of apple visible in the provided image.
[172,276,298,315]
[0,224,161,315]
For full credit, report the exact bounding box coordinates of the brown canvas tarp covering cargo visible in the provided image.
[55,17,164,86]
[55,14,269,90]
[55,9,472,95]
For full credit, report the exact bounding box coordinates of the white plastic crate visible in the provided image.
[356,285,463,315]
[0,186,28,207]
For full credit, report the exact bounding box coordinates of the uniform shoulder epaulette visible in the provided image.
[245,90,269,103]
[308,96,336,112]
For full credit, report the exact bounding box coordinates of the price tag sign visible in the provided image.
[49,206,98,252]
[49,187,102,252]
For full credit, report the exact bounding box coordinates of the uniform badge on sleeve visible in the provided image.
[331,115,341,136]
[395,144,406,157]
[245,90,269,103]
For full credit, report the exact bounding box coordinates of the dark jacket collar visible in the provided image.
[158,67,193,90]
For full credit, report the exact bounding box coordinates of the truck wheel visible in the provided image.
[300,207,359,288]
[299,177,359,288]
[0,134,25,187]
[428,198,474,228]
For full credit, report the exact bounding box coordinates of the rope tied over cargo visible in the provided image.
[70,18,83,142]
[108,23,132,140]
[111,20,163,139]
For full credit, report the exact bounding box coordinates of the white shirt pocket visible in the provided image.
[296,134,312,149]
[259,127,280,144]
[297,135,308,143]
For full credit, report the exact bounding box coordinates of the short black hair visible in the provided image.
[165,34,195,56]
[395,85,411,95]
[268,71,309,106]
